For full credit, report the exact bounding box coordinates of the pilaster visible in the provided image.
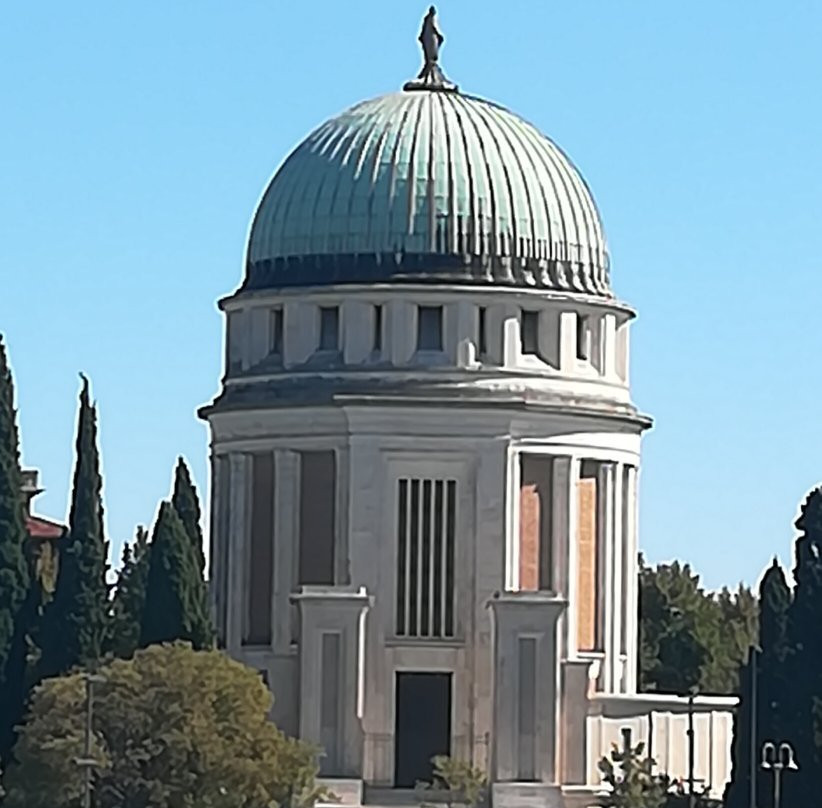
[597,463,616,692]
[488,591,567,784]
[227,452,249,655]
[623,466,639,691]
[273,449,299,651]
[343,300,373,364]
[292,586,373,778]
[385,300,414,365]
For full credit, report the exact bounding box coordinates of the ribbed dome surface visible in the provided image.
[246,90,611,295]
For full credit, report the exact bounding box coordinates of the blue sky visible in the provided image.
[2,1,820,589]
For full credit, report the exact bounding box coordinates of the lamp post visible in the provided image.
[760,741,798,808]
[75,672,106,808]
[687,686,697,808]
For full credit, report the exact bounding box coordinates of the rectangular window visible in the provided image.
[269,308,283,356]
[298,451,336,585]
[519,455,553,592]
[246,452,274,645]
[396,477,456,638]
[417,306,443,352]
[478,307,487,355]
[319,306,339,351]
[226,311,243,375]
[521,310,539,355]
[576,314,590,361]
[373,305,383,352]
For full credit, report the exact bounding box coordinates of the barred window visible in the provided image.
[396,477,456,638]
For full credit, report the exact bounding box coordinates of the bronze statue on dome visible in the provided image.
[404,6,458,92]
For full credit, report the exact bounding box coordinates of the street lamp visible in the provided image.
[686,685,698,808]
[760,741,798,808]
[74,672,106,808]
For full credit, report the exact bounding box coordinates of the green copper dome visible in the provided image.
[245,89,611,296]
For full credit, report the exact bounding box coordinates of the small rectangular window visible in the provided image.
[373,305,383,352]
[521,310,539,355]
[576,314,590,361]
[417,306,443,351]
[319,306,339,351]
[269,308,283,355]
[226,311,242,375]
[478,307,487,355]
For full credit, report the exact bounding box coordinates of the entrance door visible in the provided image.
[394,672,452,788]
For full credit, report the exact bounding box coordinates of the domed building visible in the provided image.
[200,11,734,807]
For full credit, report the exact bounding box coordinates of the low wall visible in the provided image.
[586,693,737,799]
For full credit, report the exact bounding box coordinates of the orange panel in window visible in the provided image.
[519,482,540,591]
[576,477,597,652]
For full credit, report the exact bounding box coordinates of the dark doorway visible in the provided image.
[394,672,452,788]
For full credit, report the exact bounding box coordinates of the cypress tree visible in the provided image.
[139,501,212,650]
[171,457,205,576]
[725,559,791,808]
[785,488,822,804]
[0,336,32,764]
[109,525,150,659]
[37,376,110,679]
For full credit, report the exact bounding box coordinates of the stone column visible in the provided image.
[488,592,567,784]
[450,300,478,367]
[227,453,249,655]
[558,311,577,373]
[284,301,317,367]
[472,440,508,773]
[551,455,578,662]
[248,306,270,368]
[343,300,373,364]
[610,464,625,692]
[273,450,299,652]
[387,300,415,365]
[292,586,373,778]
[208,452,229,646]
[623,466,639,691]
[597,463,616,692]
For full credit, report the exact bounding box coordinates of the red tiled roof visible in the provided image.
[26,515,65,540]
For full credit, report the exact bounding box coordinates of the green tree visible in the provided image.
[638,557,757,695]
[139,502,212,650]
[417,756,487,808]
[724,559,792,808]
[785,488,822,804]
[37,377,110,679]
[3,643,328,808]
[171,456,205,576]
[108,526,150,659]
[599,742,719,808]
[0,337,32,764]
[598,741,667,808]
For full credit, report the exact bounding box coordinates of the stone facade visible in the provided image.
[201,284,735,806]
